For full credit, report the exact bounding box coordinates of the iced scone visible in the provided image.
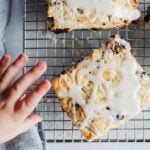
[47,0,141,32]
[52,35,150,141]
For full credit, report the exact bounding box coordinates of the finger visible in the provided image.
[15,80,51,119]
[0,54,11,76]
[7,61,47,106]
[0,101,6,110]
[20,114,42,133]
[0,54,28,94]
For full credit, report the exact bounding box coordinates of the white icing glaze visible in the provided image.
[64,0,141,21]
[59,36,141,130]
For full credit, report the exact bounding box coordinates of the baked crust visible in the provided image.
[52,35,150,141]
[48,0,140,32]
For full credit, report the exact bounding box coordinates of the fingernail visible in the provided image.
[19,53,28,63]
[43,80,51,89]
[45,80,51,89]
[3,54,10,62]
[38,61,47,71]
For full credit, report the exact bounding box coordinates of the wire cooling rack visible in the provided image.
[24,0,150,143]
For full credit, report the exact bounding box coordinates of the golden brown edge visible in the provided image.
[47,0,140,32]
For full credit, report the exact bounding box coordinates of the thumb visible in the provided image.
[20,114,42,133]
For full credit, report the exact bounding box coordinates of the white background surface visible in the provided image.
[48,143,150,150]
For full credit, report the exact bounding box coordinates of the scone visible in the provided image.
[52,35,150,141]
[47,0,141,32]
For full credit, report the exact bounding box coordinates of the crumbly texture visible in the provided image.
[47,0,140,32]
[52,35,150,141]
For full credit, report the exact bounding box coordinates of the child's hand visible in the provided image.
[0,54,51,144]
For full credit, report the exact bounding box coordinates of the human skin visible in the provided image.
[0,54,51,143]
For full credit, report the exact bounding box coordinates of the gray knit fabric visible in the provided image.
[0,127,44,150]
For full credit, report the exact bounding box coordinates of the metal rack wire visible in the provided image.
[24,0,150,143]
